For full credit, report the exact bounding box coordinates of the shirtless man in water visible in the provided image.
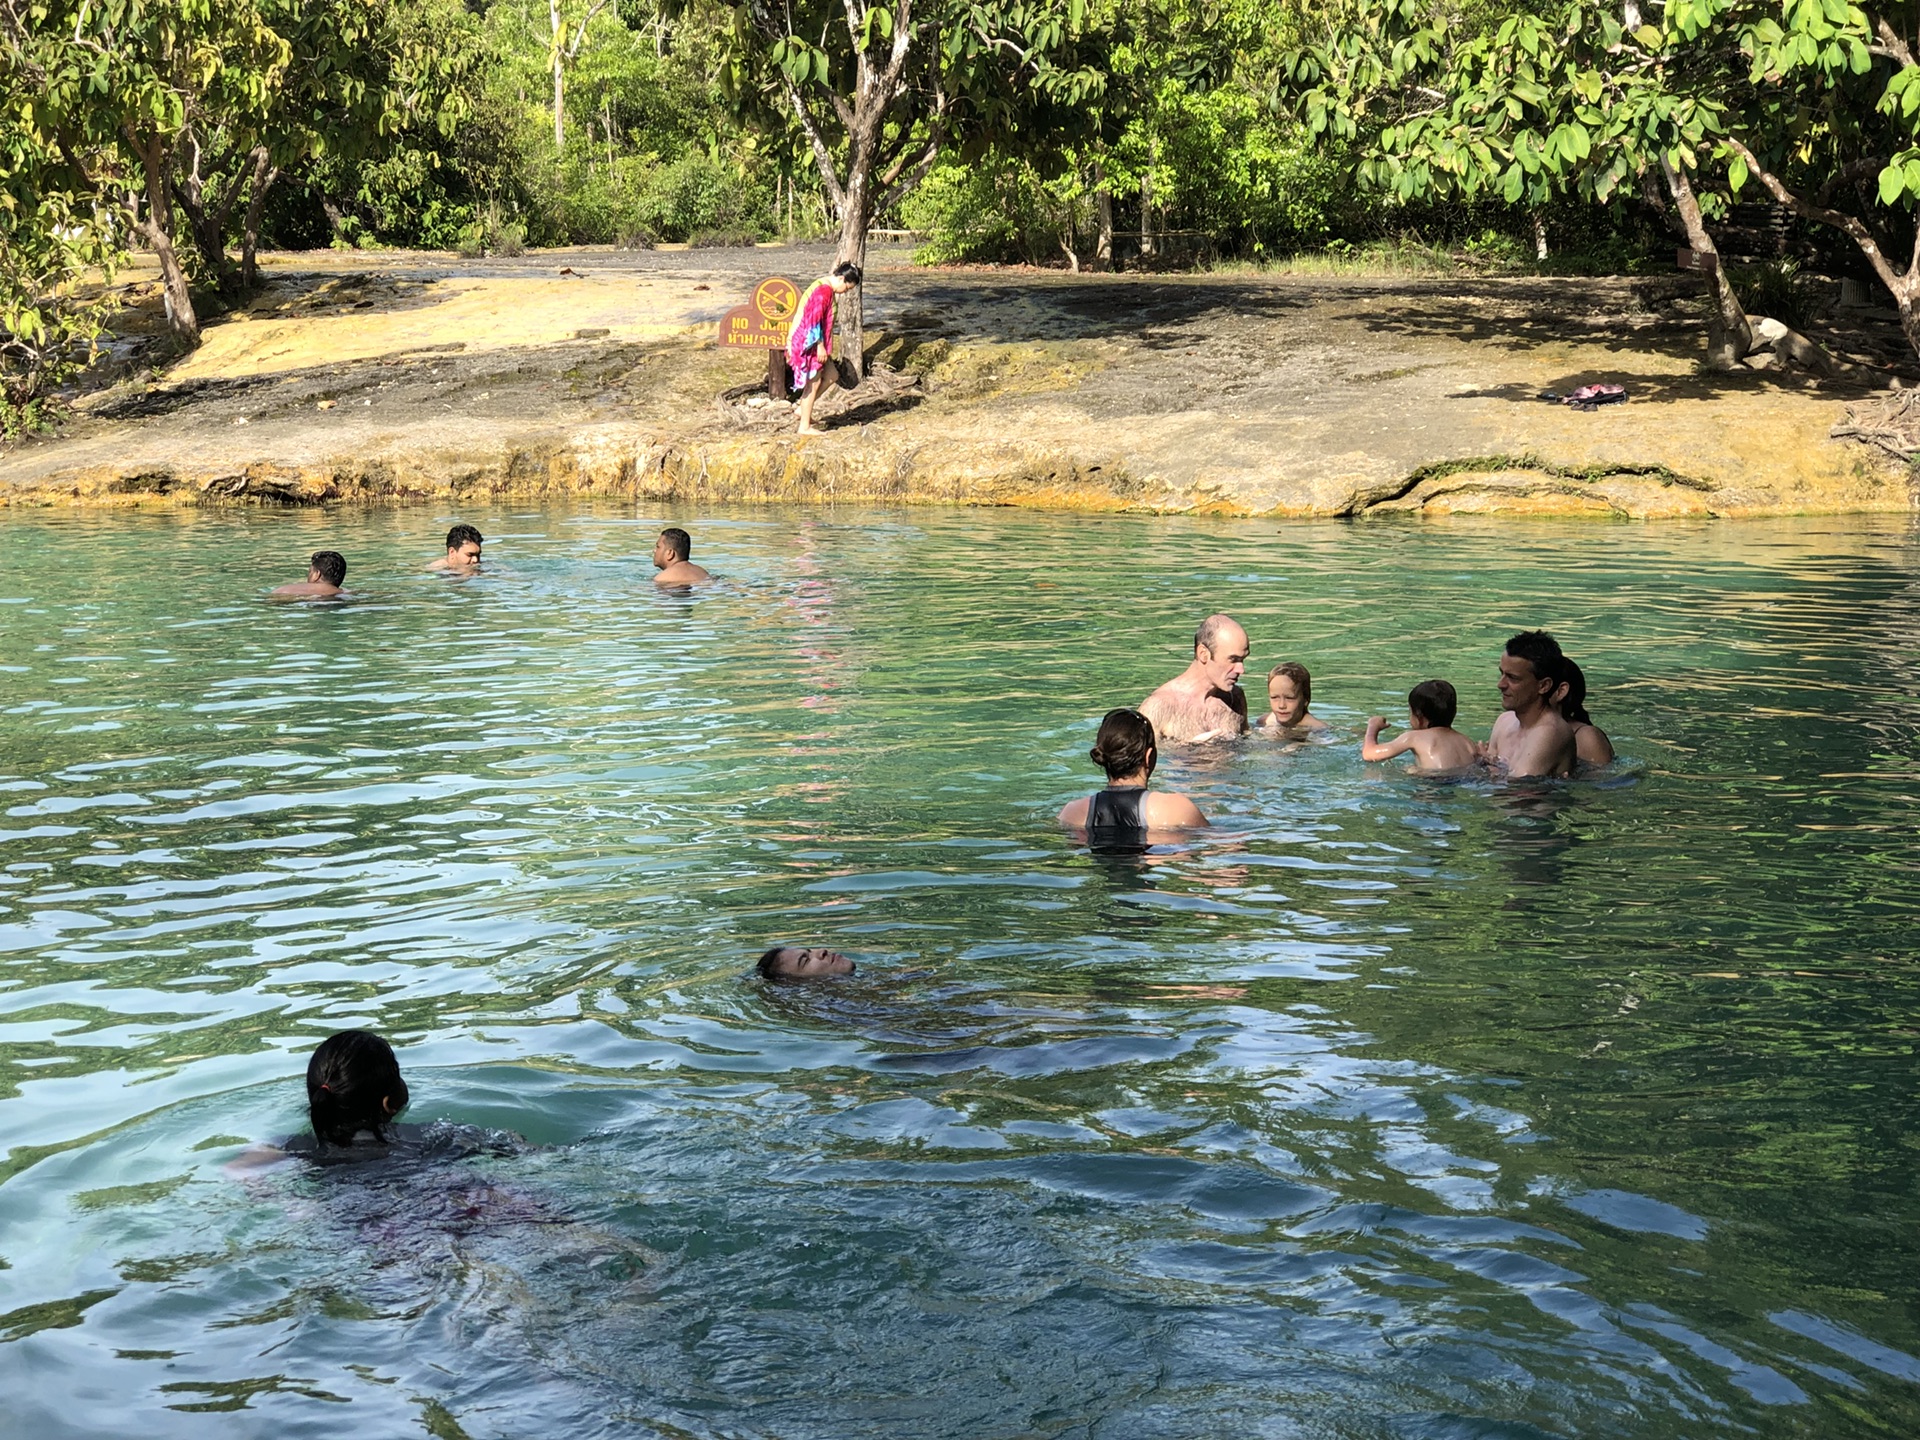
[1139,614,1250,743]
[1482,630,1578,778]
[653,527,713,586]
[271,550,347,600]
[429,524,482,572]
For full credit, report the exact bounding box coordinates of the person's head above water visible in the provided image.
[1408,678,1457,729]
[756,945,855,980]
[444,524,483,567]
[1091,706,1157,782]
[828,261,863,291]
[1551,657,1591,725]
[1499,630,1562,714]
[654,527,691,568]
[309,551,347,588]
[306,1029,409,1146]
[1266,662,1312,725]
[1191,614,1249,694]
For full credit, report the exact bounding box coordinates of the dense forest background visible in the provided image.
[7,0,1920,429]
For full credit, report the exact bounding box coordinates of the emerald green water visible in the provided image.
[1,506,1916,1438]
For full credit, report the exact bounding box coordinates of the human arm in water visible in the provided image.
[1361,717,1418,763]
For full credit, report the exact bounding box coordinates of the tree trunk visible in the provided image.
[834,199,870,384]
[1094,162,1113,272]
[1532,211,1549,261]
[170,128,239,296]
[551,0,566,150]
[831,89,888,384]
[129,131,199,343]
[241,148,279,291]
[1139,168,1155,260]
[1660,157,1751,370]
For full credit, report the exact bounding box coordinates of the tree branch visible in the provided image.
[880,0,914,90]
[747,0,848,207]
[876,134,940,213]
[1874,16,1915,69]
[1722,135,1908,291]
[563,0,614,61]
[838,0,867,52]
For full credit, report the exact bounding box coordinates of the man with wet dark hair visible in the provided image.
[653,527,712,586]
[1139,613,1250,743]
[430,523,483,571]
[1483,630,1576,777]
[272,550,348,599]
[757,945,855,980]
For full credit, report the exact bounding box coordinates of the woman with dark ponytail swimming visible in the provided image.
[1058,708,1208,851]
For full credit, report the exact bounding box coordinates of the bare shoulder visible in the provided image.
[1058,797,1091,826]
[1146,791,1208,828]
[1575,723,1615,767]
[654,563,713,586]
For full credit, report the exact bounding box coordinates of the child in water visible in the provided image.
[1362,680,1477,773]
[1256,663,1329,735]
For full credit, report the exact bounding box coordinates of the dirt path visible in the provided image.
[2,244,1906,517]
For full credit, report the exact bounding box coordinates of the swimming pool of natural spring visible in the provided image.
[1,506,1916,1438]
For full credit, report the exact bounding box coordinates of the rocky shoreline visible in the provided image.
[5,246,1909,519]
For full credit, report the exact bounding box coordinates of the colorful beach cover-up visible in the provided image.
[786,280,836,387]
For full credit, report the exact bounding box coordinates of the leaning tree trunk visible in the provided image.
[240,147,279,291]
[1720,134,1920,367]
[1661,157,1752,371]
[128,130,199,344]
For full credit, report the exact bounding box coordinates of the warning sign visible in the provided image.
[718,276,800,350]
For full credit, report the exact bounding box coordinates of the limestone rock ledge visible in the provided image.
[3,419,1906,520]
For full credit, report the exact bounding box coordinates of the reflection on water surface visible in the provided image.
[1,507,1917,1438]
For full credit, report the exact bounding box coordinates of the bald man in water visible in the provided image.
[1139,613,1251,743]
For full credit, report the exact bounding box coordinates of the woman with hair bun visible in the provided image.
[1057,707,1208,851]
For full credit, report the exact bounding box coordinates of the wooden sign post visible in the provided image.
[718,276,801,400]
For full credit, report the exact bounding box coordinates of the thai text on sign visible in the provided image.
[718,277,800,350]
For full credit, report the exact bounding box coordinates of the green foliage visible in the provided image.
[1282,0,1920,349]
[0,181,120,437]
[1730,258,1821,330]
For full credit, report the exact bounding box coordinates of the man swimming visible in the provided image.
[271,550,347,599]
[756,946,854,979]
[1139,614,1250,743]
[653,527,713,586]
[429,523,483,571]
[1482,630,1578,778]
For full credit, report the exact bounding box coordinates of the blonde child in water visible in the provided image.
[1256,662,1328,735]
[1362,680,1477,773]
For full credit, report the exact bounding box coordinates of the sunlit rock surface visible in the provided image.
[4,245,1907,518]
